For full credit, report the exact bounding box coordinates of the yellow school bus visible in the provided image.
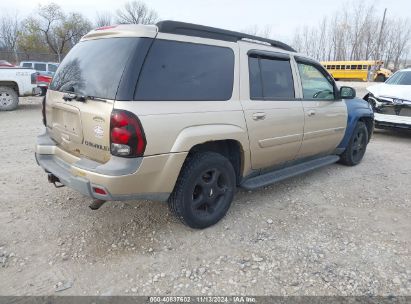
[320,60,392,82]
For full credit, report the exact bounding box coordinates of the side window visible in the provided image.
[34,63,47,71]
[22,63,32,68]
[249,55,295,100]
[297,62,335,100]
[48,64,58,73]
[135,40,234,101]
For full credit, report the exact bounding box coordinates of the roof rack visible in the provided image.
[156,20,296,53]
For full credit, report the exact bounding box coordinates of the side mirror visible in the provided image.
[340,86,356,99]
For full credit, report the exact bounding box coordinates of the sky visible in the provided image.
[1,0,411,43]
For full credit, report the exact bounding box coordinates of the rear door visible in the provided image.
[239,43,305,169]
[294,58,347,158]
[45,37,151,163]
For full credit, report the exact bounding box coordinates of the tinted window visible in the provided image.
[48,64,58,73]
[341,65,346,70]
[336,65,341,70]
[351,65,357,70]
[135,40,234,101]
[249,57,263,99]
[22,63,32,68]
[331,65,335,69]
[297,62,335,100]
[50,38,141,100]
[34,63,47,71]
[249,56,294,99]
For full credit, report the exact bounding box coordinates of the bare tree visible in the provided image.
[116,1,158,25]
[242,24,272,38]
[291,2,411,69]
[21,3,91,62]
[0,12,20,62]
[95,12,113,27]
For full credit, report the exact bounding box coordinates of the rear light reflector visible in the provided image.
[93,187,107,195]
[110,110,146,158]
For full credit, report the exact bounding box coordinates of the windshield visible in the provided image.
[386,71,411,85]
[50,37,140,100]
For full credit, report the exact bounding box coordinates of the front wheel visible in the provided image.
[339,121,369,166]
[168,152,236,229]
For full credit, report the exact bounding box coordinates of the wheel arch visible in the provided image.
[338,99,374,151]
[188,139,245,185]
[0,81,19,94]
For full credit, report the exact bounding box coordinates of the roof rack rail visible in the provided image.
[156,20,296,53]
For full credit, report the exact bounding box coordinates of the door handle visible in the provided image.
[252,112,266,120]
[307,110,316,117]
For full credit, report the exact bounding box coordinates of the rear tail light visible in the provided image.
[41,96,46,126]
[31,72,38,84]
[110,110,146,157]
[36,74,52,84]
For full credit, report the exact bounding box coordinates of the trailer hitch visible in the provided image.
[47,173,65,188]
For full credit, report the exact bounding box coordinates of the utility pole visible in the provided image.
[376,8,387,61]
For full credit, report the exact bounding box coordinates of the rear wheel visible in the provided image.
[168,152,236,229]
[375,74,386,82]
[339,121,369,166]
[0,86,19,111]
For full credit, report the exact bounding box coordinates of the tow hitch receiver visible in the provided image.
[89,200,106,210]
[47,173,65,188]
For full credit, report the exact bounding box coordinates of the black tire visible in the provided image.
[375,74,386,82]
[40,87,47,96]
[168,152,236,229]
[339,121,369,166]
[0,86,19,111]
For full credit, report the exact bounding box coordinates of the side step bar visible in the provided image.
[240,155,340,190]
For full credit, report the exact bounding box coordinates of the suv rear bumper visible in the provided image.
[35,132,187,201]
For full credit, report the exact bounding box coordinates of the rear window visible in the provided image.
[50,38,141,100]
[135,40,234,101]
[34,63,47,71]
[22,63,32,68]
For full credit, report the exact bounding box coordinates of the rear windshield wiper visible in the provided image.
[62,92,106,103]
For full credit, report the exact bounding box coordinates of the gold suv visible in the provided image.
[35,21,374,228]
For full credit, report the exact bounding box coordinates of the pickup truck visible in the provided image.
[0,67,39,111]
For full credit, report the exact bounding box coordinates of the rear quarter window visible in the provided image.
[135,40,234,101]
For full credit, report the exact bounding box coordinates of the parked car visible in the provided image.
[365,68,411,130]
[20,61,58,95]
[0,60,14,67]
[35,21,374,228]
[0,66,39,110]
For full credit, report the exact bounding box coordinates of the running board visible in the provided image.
[240,155,340,190]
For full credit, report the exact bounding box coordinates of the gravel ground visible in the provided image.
[0,86,410,296]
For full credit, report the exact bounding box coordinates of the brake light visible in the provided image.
[36,74,52,84]
[42,96,46,126]
[110,110,146,157]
